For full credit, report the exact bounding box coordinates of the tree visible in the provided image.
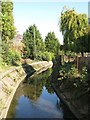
[1,0,16,43]
[60,7,88,56]
[23,24,45,59]
[45,32,60,54]
[0,2,2,56]
[85,24,90,53]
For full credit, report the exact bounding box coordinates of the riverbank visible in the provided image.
[0,61,53,119]
[50,55,88,120]
[50,67,88,120]
[51,82,88,120]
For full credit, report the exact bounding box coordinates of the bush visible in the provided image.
[58,63,88,92]
[3,48,21,65]
[0,55,4,67]
[35,51,43,61]
[80,66,88,83]
[58,63,79,81]
[43,52,55,61]
[35,51,55,61]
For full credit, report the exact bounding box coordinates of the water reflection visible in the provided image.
[21,68,53,101]
[7,69,64,118]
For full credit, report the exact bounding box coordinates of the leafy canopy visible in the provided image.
[45,32,60,54]
[23,24,45,59]
[1,0,16,43]
[60,7,88,54]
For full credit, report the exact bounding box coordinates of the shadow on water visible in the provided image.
[22,61,36,76]
[50,55,62,87]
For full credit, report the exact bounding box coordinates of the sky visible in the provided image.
[13,0,89,44]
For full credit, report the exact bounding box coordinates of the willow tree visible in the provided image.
[60,7,88,56]
[1,0,16,43]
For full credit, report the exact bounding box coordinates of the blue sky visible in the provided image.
[13,0,89,44]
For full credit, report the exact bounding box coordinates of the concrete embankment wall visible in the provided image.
[51,83,88,120]
[0,61,53,119]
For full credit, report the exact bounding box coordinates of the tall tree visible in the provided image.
[1,0,16,43]
[60,7,88,56]
[23,24,45,59]
[85,24,90,52]
[45,32,60,54]
[0,2,2,54]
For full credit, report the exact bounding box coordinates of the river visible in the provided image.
[7,68,77,119]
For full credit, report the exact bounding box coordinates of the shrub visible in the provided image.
[3,48,21,65]
[35,51,43,61]
[80,66,88,83]
[35,51,55,61]
[42,51,55,61]
[0,55,4,67]
[58,63,79,81]
[58,63,88,92]
[44,51,55,61]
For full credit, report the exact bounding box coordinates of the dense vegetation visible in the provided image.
[23,25,59,61]
[0,0,20,66]
[0,0,59,66]
[60,7,89,56]
[52,7,89,103]
[23,24,45,59]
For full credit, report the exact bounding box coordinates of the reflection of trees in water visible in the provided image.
[7,69,53,118]
[45,77,54,94]
[19,68,53,101]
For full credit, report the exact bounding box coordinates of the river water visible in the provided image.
[7,69,77,119]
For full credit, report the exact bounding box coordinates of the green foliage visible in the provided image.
[60,7,88,54]
[85,25,90,52]
[2,42,21,65]
[36,51,55,61]
[42,52,55,61]
[1,0,16,42]
[0,55,4,67]
[35,51,43,61]
[0,9,2,33]
[80,66,88,83]
[68,65,79,78]
[73,66,88,89]
[4,50,21,65]
[58,63,79,80]
[58,63,88,92]
[45,32,60,54]
[23,24,45,59]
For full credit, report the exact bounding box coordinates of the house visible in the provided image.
[15,31,23,43]
[12,31,24,55]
